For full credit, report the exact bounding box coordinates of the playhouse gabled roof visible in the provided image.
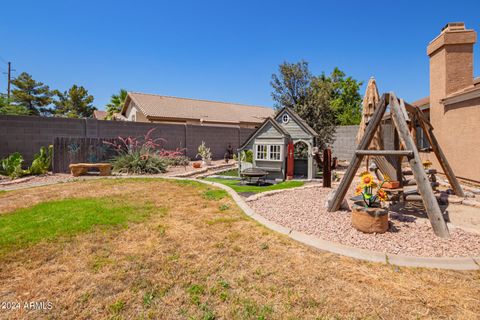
[275,107,319,137]
[238,117,290,150]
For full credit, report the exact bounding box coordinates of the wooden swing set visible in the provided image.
[327,92,465,238]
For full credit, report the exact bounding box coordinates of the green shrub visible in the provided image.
[239,150,253,163]
[0,152,26,179]
[111,151,167,174]
[29,145,53,175]
[163,155,190,166]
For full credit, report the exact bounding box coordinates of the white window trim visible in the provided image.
[254,144,283,161]
[282,113,290,124]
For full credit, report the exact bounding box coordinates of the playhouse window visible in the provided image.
[256,145,268,160]
[255,144,282,161]
[270,145,281,160]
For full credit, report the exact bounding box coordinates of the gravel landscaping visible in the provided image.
[249,187,480,258]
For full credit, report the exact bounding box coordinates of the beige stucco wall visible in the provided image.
[124,102,148,122]
[427,26,480,182]
[428,97,480,182]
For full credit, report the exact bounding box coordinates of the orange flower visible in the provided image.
[377,188,388,201]
[355,185,363,195]
[360,173,375,187]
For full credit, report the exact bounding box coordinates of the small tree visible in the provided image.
[329,68,363,125]
[52,85,96,118]
[271,61,336,149]
[11,72,53,115]
[271,61,363,148]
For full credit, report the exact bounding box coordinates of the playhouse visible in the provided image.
[237,107,318,180]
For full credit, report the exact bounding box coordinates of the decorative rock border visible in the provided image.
[2,175,479,270]
[197,179,480,271]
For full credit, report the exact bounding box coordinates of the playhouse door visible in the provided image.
[286,142,294,179]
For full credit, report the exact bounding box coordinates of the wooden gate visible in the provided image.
[53,137,119,173]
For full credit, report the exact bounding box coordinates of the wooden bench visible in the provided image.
[69,163,112,177]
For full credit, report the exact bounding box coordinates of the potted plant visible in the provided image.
[197,141,212,166]
[352,172,389,233]
[192,162,201,169]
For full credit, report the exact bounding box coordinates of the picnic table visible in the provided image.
[240,167,268,185]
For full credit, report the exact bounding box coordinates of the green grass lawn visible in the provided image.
[204,177,304,193]
[214,168,239,177]
[0,197,163,256]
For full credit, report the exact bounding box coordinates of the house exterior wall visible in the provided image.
[427,24,480,182]
[125,101,148,122]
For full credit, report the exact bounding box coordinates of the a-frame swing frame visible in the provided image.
[328,92,465,238]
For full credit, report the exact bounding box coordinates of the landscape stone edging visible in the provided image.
[2,175,479,270]
[194,178,480,271]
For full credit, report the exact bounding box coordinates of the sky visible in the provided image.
[0,0,479,111]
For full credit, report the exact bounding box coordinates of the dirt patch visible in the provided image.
[0,179,479,319]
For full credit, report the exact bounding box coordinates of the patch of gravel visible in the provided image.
[249,187,480,258]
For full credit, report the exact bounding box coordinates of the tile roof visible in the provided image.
[411,96,430,107]
[123,92,274,124]
[93,110,107,120]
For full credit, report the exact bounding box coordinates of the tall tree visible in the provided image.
[329,68,363,125]
[271,61,311,109]
[52,85,96,118]
[0,94,30,115]
[11,72,53,115]
[271,61,336,149]
[105,89,128,119]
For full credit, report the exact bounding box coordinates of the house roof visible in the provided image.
[411,96,430,108]
[441,78,480,105]
[238,117,290,150]
[122,92,274,124]
[93,110,107,120]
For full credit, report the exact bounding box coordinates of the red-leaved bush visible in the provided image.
[104,129,189,174]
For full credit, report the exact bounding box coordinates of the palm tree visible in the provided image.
[105,89,128,120]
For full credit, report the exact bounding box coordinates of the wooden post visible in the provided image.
[415,109,465,197]
[328,94,388,212]
[389,94,450,238]
[323,148,332,188]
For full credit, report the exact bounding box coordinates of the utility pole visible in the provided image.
[7,62,11,99]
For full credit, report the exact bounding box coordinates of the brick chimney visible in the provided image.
[427,22,477,97]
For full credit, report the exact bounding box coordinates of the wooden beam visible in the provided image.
[415,109,465,197]
[355,150,413,156]
[328,93,388,212]
[389,94,450,238]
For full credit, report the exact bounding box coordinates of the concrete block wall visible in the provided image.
[0,115,256,167]
[331,125,359,160]
[330,124,395,161]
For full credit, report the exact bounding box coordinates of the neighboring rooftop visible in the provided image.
[122,92,274,124]
[93,110,107,120]
[411,96,430,108]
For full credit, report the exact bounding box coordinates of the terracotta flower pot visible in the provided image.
[192,162,201,169]
[351,202,389,234]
